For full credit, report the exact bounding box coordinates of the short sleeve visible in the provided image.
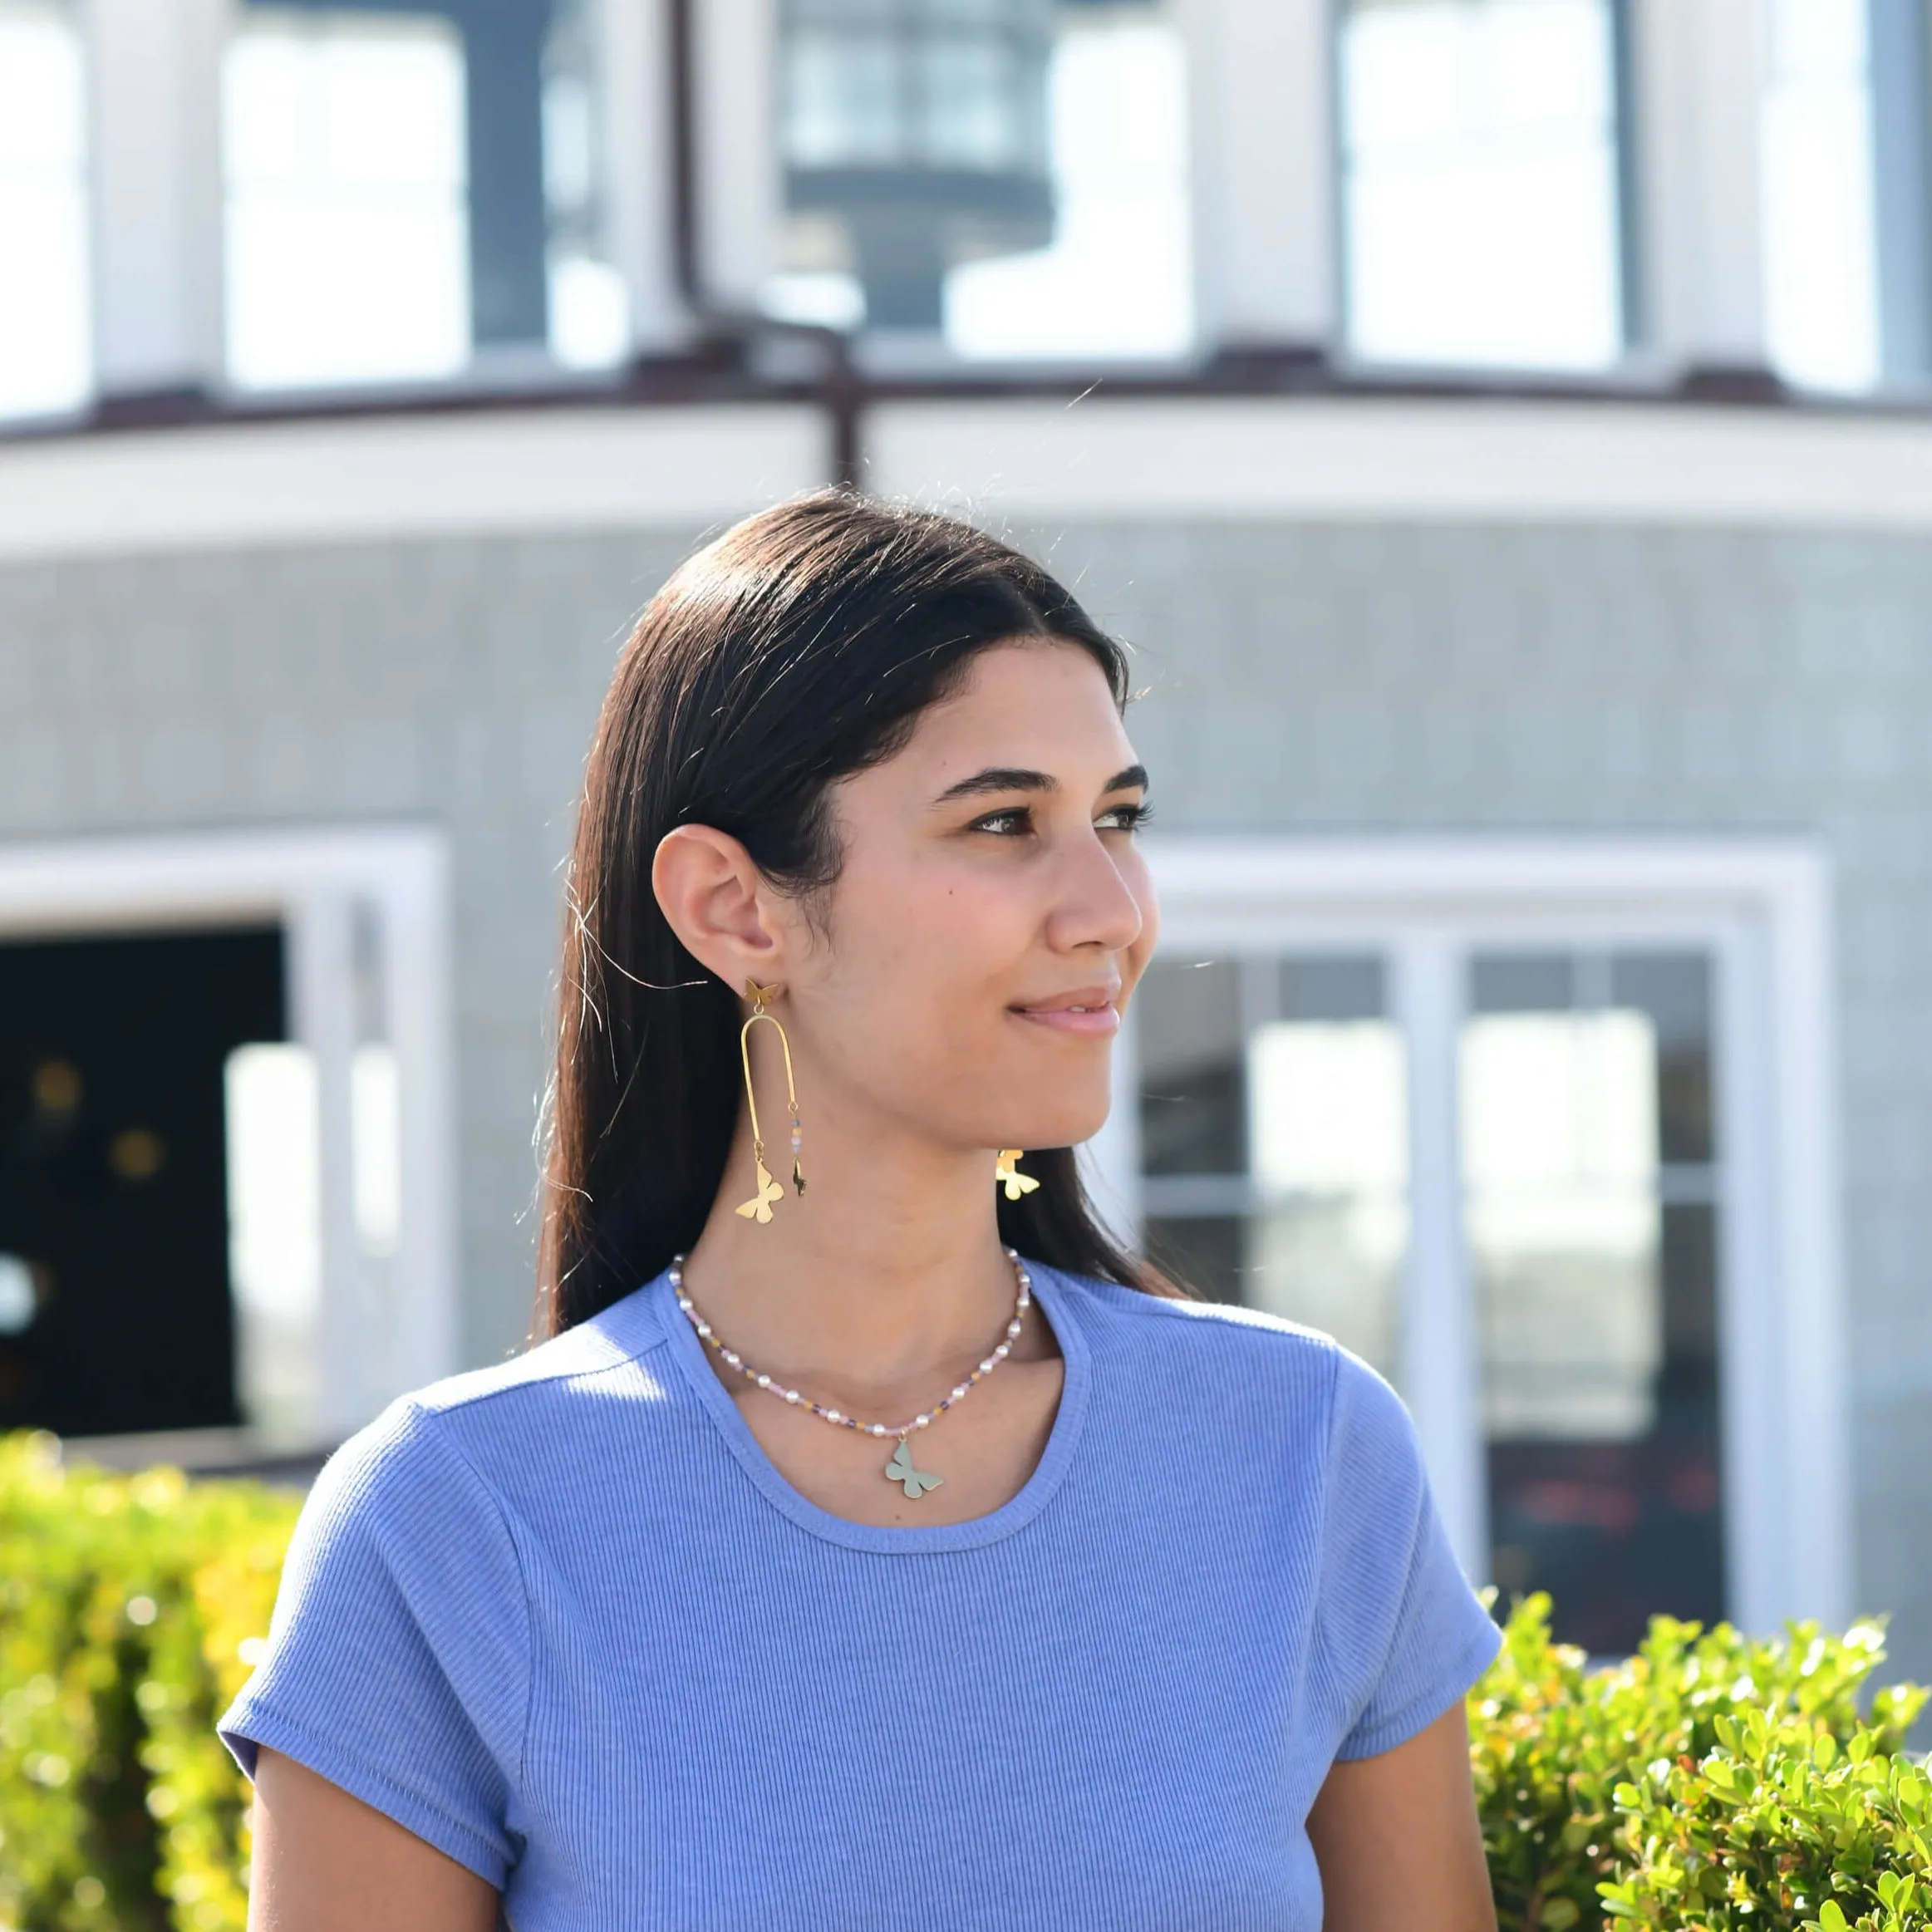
[1315,1353,1502,1762]
[216,1399,531,1887]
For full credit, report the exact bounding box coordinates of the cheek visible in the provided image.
[817,852,1033,1040]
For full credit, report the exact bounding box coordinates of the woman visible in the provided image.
[218,492,1502,1931]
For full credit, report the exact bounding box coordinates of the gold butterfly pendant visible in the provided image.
[735,1158,784,1223]
[995,1148,1039,1201]
[884,1436,943,1498]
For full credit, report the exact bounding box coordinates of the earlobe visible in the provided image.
[651,825,783,987]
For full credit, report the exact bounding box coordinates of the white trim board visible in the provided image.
[868,394,1932,528]
[0,823,460,1439]
[1127,834,1849,1638]
[0,405,826,563]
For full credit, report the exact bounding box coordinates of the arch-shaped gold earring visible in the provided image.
[735,981,804,1225]
[995,1149,1039,1201]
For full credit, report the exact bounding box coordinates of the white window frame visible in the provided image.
[1087,834,1847,1636]
[0,823,458,1441]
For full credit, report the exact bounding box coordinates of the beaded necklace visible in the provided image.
[668,1248,1032,1499]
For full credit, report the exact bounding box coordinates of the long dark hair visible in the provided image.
[533,489,1175,1338]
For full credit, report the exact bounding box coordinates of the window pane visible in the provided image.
[945,7,1191,358]
[1611,951,1715,1164]
[1467,947,1726,1654]
[1137,959,1244,1176]
[1762,0,1877,392]
[224,11,471,388]
[1487,1202,1726,1654]
[1246,1011,1407,1376]
[1340,0,1625,370]
[1146,1212,1242,1305]
[226,0,627,386]
[1464,1005,1663,1441]
[776,0,1192,356]
[542,0,632,370]
[0,0,90,420]
[785,26,902,166]
[1138,952,1406,1381]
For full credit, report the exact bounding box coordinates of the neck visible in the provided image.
[676,1109,1026,1397]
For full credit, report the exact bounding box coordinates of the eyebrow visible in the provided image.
[932,762,1148,804]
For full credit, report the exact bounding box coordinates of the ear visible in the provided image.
[651,825,787,991]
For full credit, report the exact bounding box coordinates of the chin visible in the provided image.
[1005,1094,1113,1152]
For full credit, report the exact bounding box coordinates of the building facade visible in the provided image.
[3,0,1930,1677]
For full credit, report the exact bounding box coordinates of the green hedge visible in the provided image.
[1,1429,1927,1930]
[1476,1593,1930,1931]
[0,1433,298,1932]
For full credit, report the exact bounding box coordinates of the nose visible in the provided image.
[1048,823,1147,957]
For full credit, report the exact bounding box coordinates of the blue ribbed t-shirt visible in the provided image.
[217,1260,1502,1930]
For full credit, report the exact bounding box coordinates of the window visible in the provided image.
[1762,0,1879,391]
[1118,838,1849,1649]
[1338,0,1628,371]
[771,0,1192,360]
[223,1,630,391]
[223,11,470,389]
[0,0,90,420]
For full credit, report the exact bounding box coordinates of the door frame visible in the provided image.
[0,823,458,1440]
[1090,834,1846,1636]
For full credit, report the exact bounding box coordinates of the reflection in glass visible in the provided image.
[224,12,470,389]
[946,7,1192,360]
[542,0,629,368]
[1137,959,1244,1177]
[1762,0,1877,392]
[1245,1016,1406,1378]
[1138,954,1405,1379]
[1469,949,1727,1655]
[1339,0,1625,370]
[0,0,90,420]
[1146,1212,1241,1305]
[224,1044,322,1443]
[1463,1007,1661,1439]
[774,0,1188,356]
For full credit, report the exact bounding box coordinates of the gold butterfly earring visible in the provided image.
[995,1149,1039,1201]
[735,981,804,1226]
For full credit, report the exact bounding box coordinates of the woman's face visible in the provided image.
[788,639,1158,1156]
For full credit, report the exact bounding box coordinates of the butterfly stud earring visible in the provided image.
[995,1149,1039,1201]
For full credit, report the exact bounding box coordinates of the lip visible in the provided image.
[1009,986,1122,1037]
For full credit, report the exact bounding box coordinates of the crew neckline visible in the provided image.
[647,1255,1091,1554]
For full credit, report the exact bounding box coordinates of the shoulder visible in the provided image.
[1043,1261,1417,1472]
[1045,1261,1347,1396]
[305,1277,677,1525]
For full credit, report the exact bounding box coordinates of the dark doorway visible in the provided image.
[0,926,286,1437]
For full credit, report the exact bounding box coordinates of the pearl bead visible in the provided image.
[979,1359,995,1374]
[871,1423,887,1436]
[826,1410,843,1423]
[756,1374,770,1389]
[785,1389,801,1404]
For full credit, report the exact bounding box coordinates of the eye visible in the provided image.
[1097,800,1153,833]
[969,806,1033,836]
